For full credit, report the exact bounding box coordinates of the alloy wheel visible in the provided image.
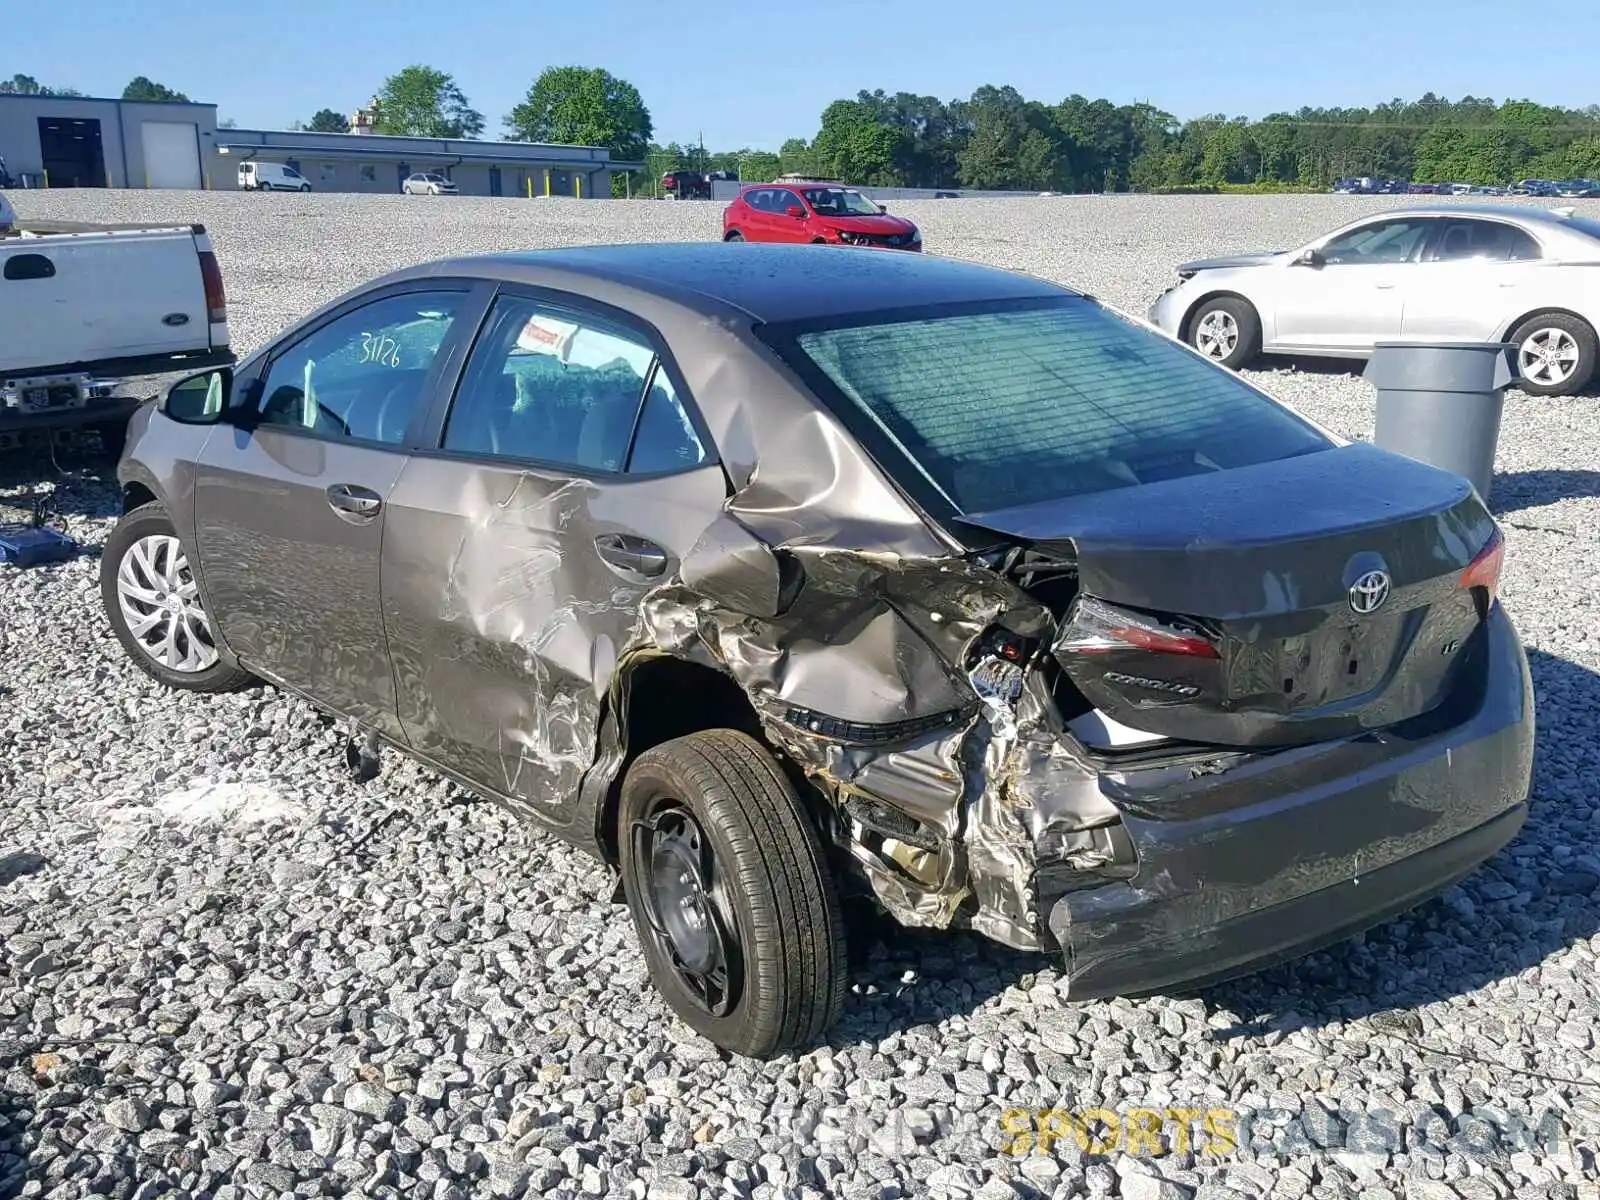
[633,800,742,1016]
[1518,327,1580,387]
[1194,310,1239,359]
[115,534,219,673]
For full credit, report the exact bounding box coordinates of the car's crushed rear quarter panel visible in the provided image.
[569,305,1123,952]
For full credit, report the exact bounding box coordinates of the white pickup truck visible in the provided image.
[1,219,234,456]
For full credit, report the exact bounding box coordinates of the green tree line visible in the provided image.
[710,89,1600,192]
[14,63,1600,193]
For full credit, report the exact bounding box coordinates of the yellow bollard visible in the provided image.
[575,175,582,199]
[544,169,550,197]
[42,169,50,188]
[526,176,532,198]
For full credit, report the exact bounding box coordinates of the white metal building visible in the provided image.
[215,128,635,198]
[0,93,222,189]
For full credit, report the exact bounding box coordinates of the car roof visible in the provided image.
[1355,202,1588,227]
[401,242,1072,324]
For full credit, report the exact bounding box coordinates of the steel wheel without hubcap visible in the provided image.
[633,799,741,1016]
[1194,309,1239,360]
[1518,327,1580,389]
[116,534,219,673]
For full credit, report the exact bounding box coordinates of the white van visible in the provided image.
[238,161,312,192]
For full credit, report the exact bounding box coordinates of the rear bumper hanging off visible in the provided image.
[1043,606,1535,998]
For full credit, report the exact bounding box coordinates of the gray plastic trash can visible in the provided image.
[1364,341,1516,502]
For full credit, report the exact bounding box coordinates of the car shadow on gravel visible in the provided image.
[1201,647,1600,1040]
[0,1078,28,1196]
[0,446,121,525]
[1491,469,1600,514]
[830,649,1600,1049]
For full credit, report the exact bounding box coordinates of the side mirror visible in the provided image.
[877,203,888,213]
[786,205,806,219]
[162,367,233,425]
[1295,248,1325,268]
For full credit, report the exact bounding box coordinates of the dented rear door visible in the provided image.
[380,288,726,824]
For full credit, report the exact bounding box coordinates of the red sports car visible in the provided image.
[722,183,922,250]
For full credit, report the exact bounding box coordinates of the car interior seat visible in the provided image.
[574,368,648,472]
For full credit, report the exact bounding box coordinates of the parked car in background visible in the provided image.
[100,243,1529,1056]
[1555,179,1600,198]
[402,173,458,196]
[0,190,15,235]
[722,184,921,250]
[237,161,312,192]
[1,222,231,455]
[660,170,735,200]
[1148,204,1600,396]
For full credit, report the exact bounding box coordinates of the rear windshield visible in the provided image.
[765,298,1331,515]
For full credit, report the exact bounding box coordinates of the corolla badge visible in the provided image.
[1349,570,1392,614]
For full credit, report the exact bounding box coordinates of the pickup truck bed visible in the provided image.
[1,221,233,448]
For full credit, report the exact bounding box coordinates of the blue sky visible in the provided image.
[11,0,1600,150]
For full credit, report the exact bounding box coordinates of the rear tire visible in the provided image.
[618,729,847,1058]
[100,503,253,693]
[1509,312,1596,397]
[1186,296,1262,370]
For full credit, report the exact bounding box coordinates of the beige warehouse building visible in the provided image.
[0,94,637,196]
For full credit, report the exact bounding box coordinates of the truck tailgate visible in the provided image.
[0,226,222,376]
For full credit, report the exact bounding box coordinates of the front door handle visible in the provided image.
[327,483,383,523]
[1375,281,1395,289]
[594,533,668,578]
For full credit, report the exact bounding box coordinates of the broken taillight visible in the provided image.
[1459,526,1505,610]
[1056,595,1221,659]
[198,249,227,325]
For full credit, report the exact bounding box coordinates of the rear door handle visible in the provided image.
[594,533,668,578]
[326,483,383,523]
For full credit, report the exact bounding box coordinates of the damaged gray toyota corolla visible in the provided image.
[101,243,1534,1057]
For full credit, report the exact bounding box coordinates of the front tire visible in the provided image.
[618,729,847,1058]
[1187,296,1262,370]
[100,503,253,693]
[724,230,744,241]
[300,183,311,193]
[1509,312,1596,396]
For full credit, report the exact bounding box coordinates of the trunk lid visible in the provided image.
[960,444,1498,748]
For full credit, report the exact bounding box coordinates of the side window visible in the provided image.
[257,291,463,444]
[443,296,656,473]
[776,189,804,213]
[1431,220,1542,263]
[1320,219,1432,265]
[627,367,708,474]
[744,190,769,212]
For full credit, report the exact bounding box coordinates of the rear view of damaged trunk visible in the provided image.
[670,445,1508,963]
[964,444,1505,750]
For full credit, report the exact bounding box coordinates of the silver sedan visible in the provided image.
[1148,204,1600,395]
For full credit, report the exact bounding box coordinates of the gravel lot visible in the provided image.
[3,190,1600,1200]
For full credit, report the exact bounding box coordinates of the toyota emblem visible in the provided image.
[1349,570,1392,614]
